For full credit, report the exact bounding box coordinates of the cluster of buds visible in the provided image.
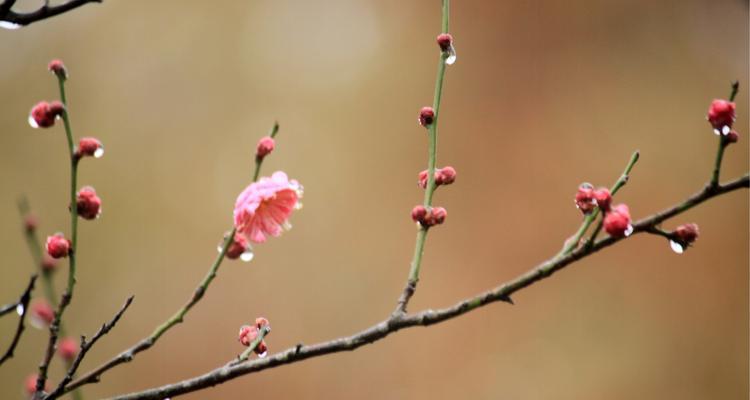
[707,98,739,142]
[574,184,632,237]
[411,205,447,227]
[238,317,270,357]
[418,166,456,189]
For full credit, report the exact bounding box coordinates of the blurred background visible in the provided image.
[0,0,748,399]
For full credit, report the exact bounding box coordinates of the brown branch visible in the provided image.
[103,173,748,400]
[0,274,38,366]
[0,0,100,27]
[45,296,134,400]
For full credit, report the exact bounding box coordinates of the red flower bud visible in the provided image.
[25,374,46,396]
[435,166,456,185]
[76,186,102,220]
[46,233,71,259]
[429,207,447,225]
[41,255,58,272]
[58,337,79,361]
[593,187,612,212]
[673,223,699,245]
[411,205,428,224]
[238,320,269,356]
[707,99,736,132]
[76,137,104,159]
[436,33,454,51]
[418,170,429,189]
[29,101,64,128]
[726,130,739,143]
[418,106,435,127]
[30,299,55,329]
[24,214,38,233]
[603,204,632,237]
[255,317,270,329]
[574,183,596,214]
[48,59,68,80]
[256,136,275,159]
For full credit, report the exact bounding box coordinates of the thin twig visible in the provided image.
[0,274,37,366]
[104,174,748,400]
[0,0,100,27]
[45,296,134,400]
[394,0,452,316]
[60,123,281,396]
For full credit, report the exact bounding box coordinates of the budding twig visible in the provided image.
[395,0,452,316]
[0,274,37,367]
[61,122,281,396]
[104,173,748,400]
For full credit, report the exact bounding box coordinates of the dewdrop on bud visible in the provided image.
[707,99,736,132]
[436,33,457,65]
[29,101,64,128]
[221,233,254,263]
[48,59,68,80]
[0,21,21,30]
[575,183,596,214]
[76,137,104,159]
[418,107,435,127]
[603,204,632,238]
[669,223,699,254]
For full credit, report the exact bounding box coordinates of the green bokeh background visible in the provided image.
[1,0,748,398]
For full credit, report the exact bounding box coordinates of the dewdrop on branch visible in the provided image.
[0,21,22,30]
[436,33,457,65]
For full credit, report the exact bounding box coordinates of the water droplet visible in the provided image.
[15,304,24,316]
[28,115,39,128]
[0,21,22,30]
[721,125,730,135]
[216,245,224,253]
[713,128,721,135]
[445,46,457,65]
[282,221,292,231]
[240,249,254,263]
[669,240,684,254]
[257,350,268,358]
[624,224,634,237]
[294,202,303,210]
[94,147,104,158]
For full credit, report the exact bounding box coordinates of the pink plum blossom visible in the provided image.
[234,171,302,243]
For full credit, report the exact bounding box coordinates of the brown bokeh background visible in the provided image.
[1,0,748,399]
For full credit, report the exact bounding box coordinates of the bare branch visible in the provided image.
[0,0,101,27]
[104,174,748,400]
[0,274,38,366]
[45,296,134,400]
